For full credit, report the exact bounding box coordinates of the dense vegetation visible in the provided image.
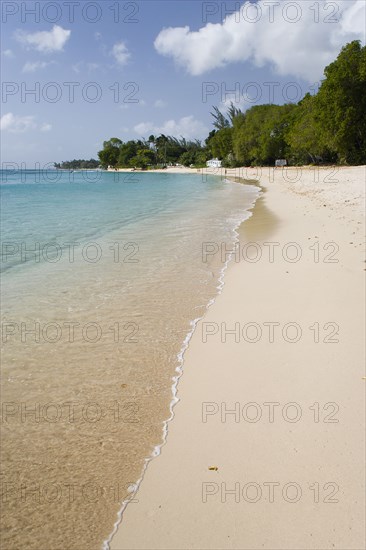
[206,41,366,167]
[54,159,100,169]
[60,41,366,170]
[97,136,209,170]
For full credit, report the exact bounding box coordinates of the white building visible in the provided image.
[275,159,287,167]
[206,158,222,168]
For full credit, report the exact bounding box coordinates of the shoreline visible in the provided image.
[104,178,262,550]
[109,165,365,550]
[1,171,259,550]
[107,166,199,174]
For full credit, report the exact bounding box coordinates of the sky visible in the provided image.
[1,0,365,166]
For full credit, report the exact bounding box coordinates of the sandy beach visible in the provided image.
[108,166,197,174]
[110,165,365,550]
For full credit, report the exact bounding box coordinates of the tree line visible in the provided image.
[62,41,366,170]
[97,135,209,170]
[213,40,365,167]
[54,159,100,170]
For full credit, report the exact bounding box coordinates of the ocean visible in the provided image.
[0,169,259,549]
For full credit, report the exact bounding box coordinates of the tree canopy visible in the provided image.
[54,159,100,169]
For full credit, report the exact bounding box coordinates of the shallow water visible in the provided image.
[0,170,259,549]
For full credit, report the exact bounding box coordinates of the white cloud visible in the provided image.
[111,41,130,65]
[2,49,14,58]
[71,61,99,73]
[22,61,53,73]
[154,99,167,108]
[338,0,366,35]
[154,0,365,81]
[220,92,253,112]
[15,25,71,53]
[1,113,52,134]
[134,122,153,134]
[134,116,208,139]
[1,113,36,133]
[40,123,52,132]
[95,32,102,41]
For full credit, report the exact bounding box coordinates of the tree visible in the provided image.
[179,151,196,167]
[226,102,242,125]
[154,134,168,165]
[208,42,366,166]
[232,105,273,165]
[207,104,241,164]
[54,159,100,169]
[118,141,138,167]
[210,106,230,130]
[98,138,122,168]
[286,94,332,164]
[257,103,297,164]
[316,41,366,164]
[129,149,155,169]
[195,150,210,166]
[208,127,233,159]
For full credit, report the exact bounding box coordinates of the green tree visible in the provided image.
[231,104,297,165]
[257,103,297,164]
[179,151,195,166]
[232,105,271,165]
[98,138,122,168]
[130,149,155,169]
[54,159,100,169]
[208,127,233,159]
[316,41,366,164]
[286,94,332,164]
[155,134,169,165]
[118,141,138,166]
[195,150,210,166]
[210,106,230,130]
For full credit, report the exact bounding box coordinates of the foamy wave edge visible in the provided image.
[103,180,262,550]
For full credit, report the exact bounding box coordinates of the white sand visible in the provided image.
[110,166,365,550]
[108,166,198,174]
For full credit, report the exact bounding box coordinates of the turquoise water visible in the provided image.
[1,169,259,550]
[1,170,235,272]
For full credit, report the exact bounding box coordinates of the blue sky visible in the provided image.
[1,0,365,165]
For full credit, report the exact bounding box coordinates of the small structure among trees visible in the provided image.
[206,158,222,168]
